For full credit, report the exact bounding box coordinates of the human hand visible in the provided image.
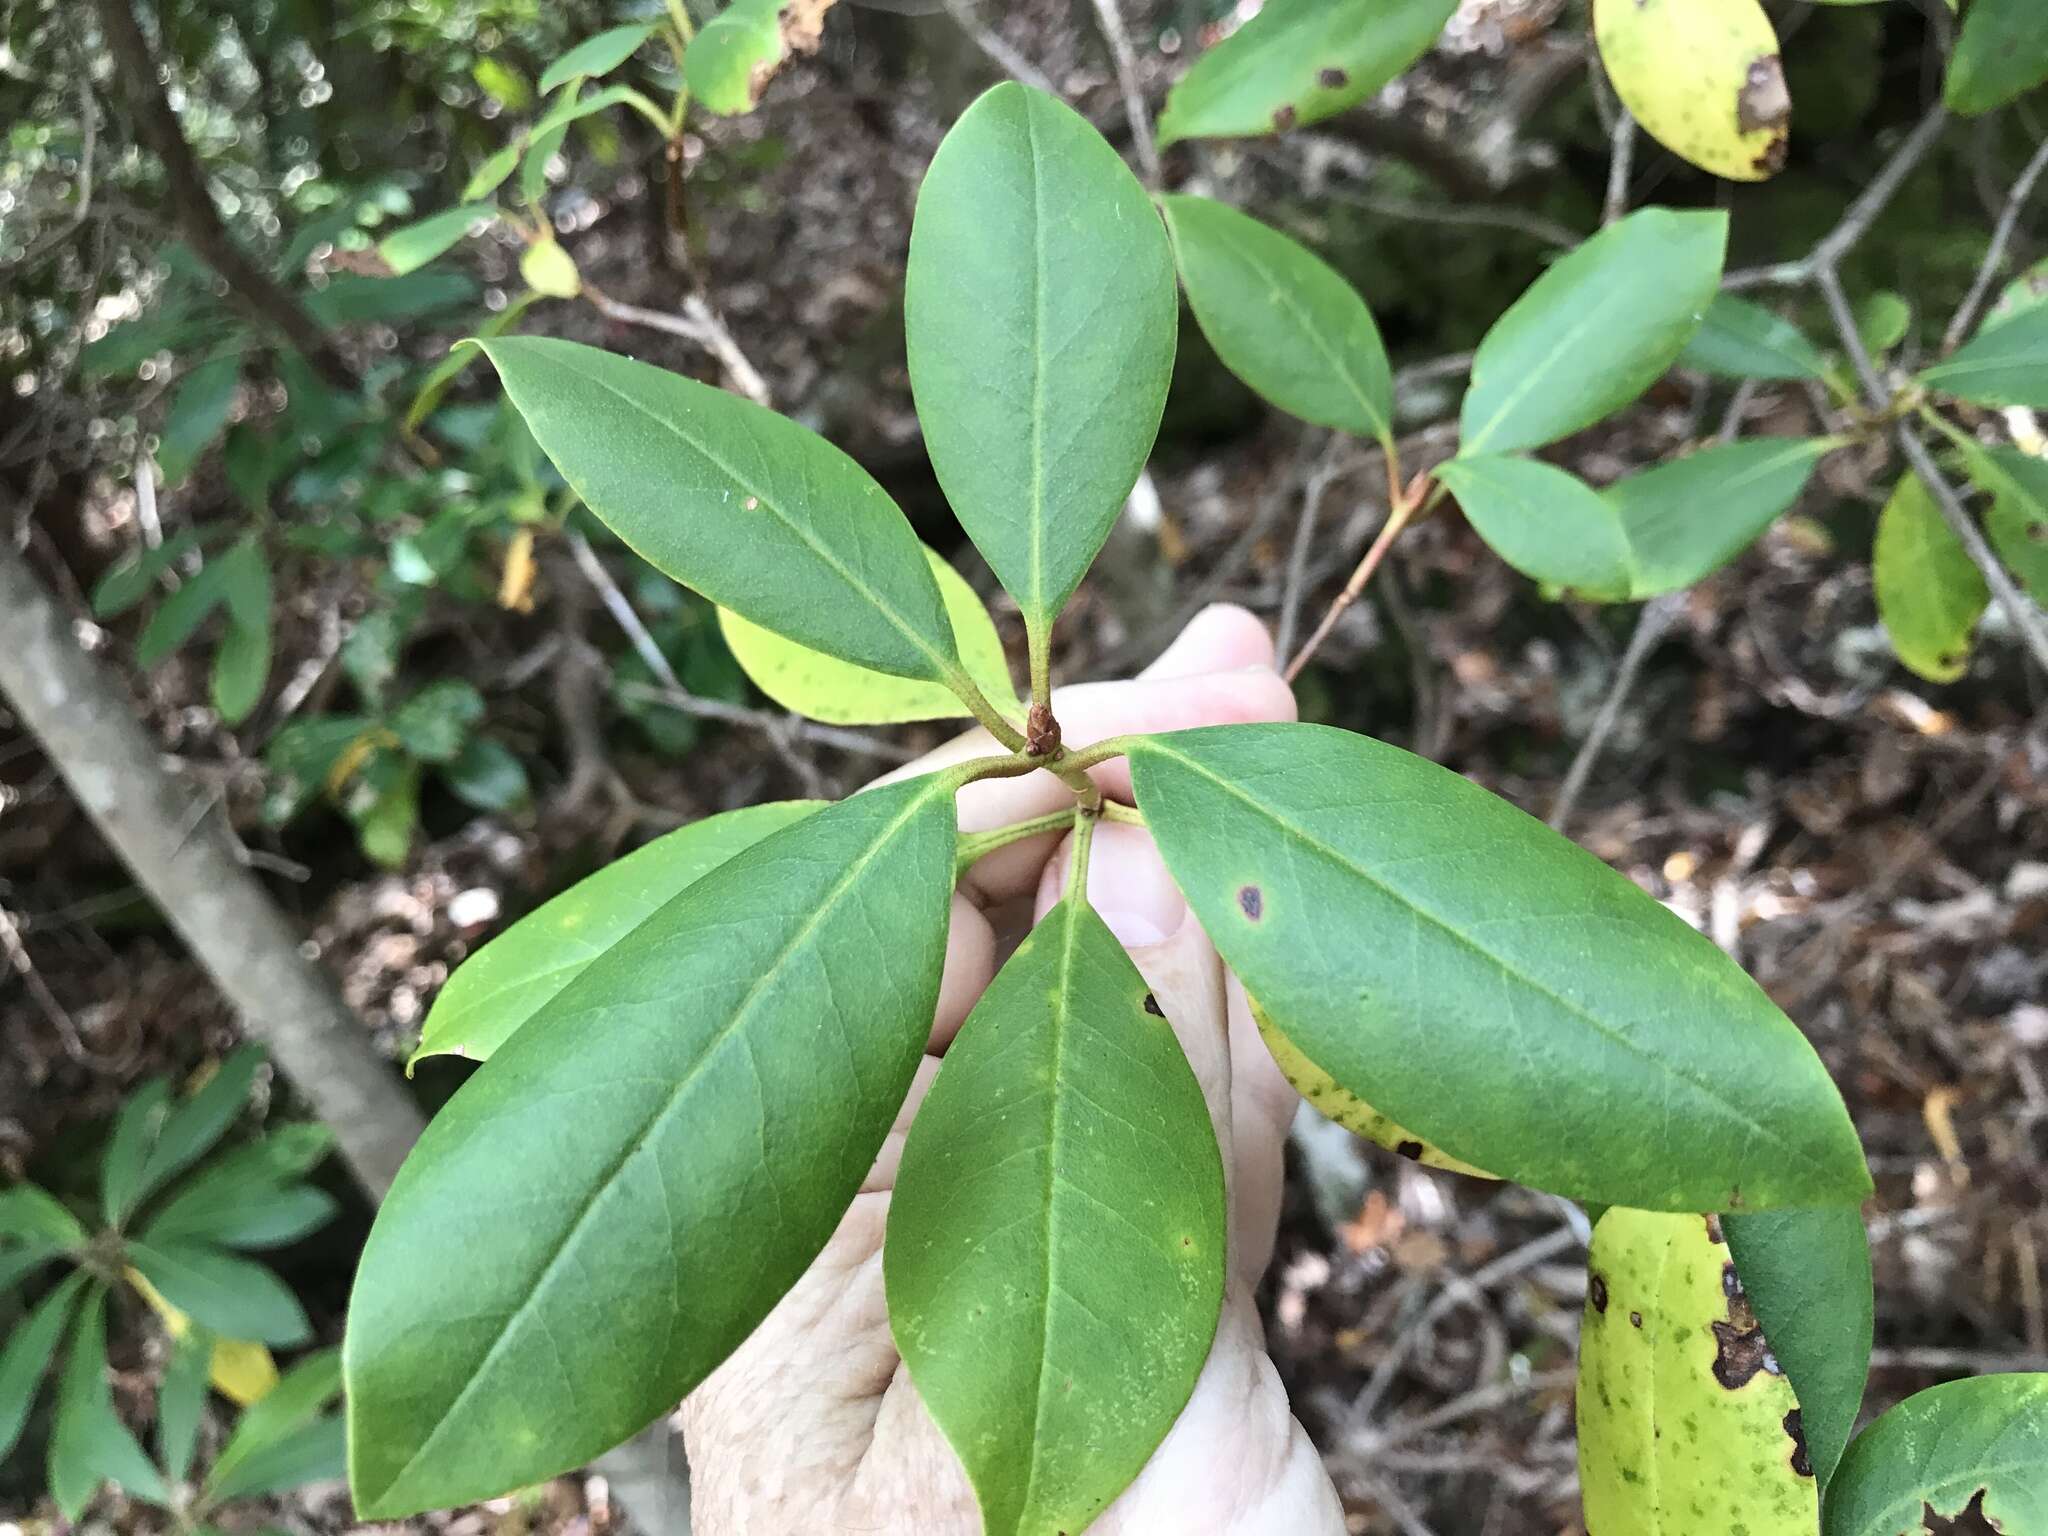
[680,605,1346,1534]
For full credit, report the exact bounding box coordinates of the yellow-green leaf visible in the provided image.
[519,238,580,299]
[1595,0,1791,182]
[1873,472,1987,683]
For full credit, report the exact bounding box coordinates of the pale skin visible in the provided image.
[681,604,1348,1533]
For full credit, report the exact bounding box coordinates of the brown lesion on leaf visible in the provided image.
[1272,104,1298,131]
[1921,1490,2001,1534]
[1710,1259,1784,1390]
[1317,67,1349,88]
[1704,1214,1726,1244]
[1737,54,1791,174]
[1589,1272,1609,1313]
[1395,1139,1425,1161]
[1784,1408,1813,1478]
[1629,1310,1643,1328]
[742,0,838,107]
[1237,884,1263,919]
[1142,992,1165,1017]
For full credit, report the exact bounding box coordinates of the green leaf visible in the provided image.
[50,1290,170,1517]
[1159,193,1392,447]
[410,799,822,1069]
[472,56,533,111]
[1918,305,2048,408]
[442,737,531,814]
[148,1185,337,1251]
[685,0,831,115]
[1874,472,1987,683]
[530,82,646,140]
[1855,291,1911,358]
[136,553,235,668]
[887,896,1226,1536]
[0,1240,63,1294]
[1460,209,1728,456]
[2,1182,91,1249]
[91,531,203,619]
[377,205,495,277]
[345,775,958,1516]
[210,537,271,725]
[719,548,1017,724]
[207,1413,346,1500]
[205,1349,342,1501]
[1676,295,1828,381]
[352,755,421,868]
[1155,0,1459,146]
[905,83,1177,640]
[519,237,581,298]
[157,353,242,487]
[144,1131,337,1246]
[1126,724,1871,1211]
[463,145,522,202]
[1824,1375,2048,1535]
[475,336,962,683]
[102,1080,174,1226]
[1972,446,2048,602]
[132,1048,263,1213]
[388,679,485,763]
[1577,1209,1818,1535]
[157,1325,212,1486]
[303,271,477,328]
[0,1271,88,1463]
[1944,0,2048,114]
[1606,437,1832,597]
[127,1241,310,1346]
[520,122,567,205]
[1723,1207,1872,1490]
[539,23,656,95]
[1435,455,1634,601]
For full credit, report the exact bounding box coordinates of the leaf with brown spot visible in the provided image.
[685,0,839,117]
[1824,1375,2048,1536]
[1594,0,1791,183]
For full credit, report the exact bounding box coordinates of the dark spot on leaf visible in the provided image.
[1238,884,1264,919]
[1921,1490,2000,1534]
[1737,55,1791,135]
[1629,1311,1643,1328]
[1722,1261,1744,1301]
[1704,1214,1726,1245]
[1710,1320,1773,1389]
[1318,67,1348,88]
[1589,1273,1609,1313]
[1143,993,1164,1017]
[1784,1409,1813,1479]
[1272,104,1298,131]
[1396,1140,1424,1161]
[1181,1235,1193,1247]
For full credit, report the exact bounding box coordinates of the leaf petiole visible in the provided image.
[943,666,1029,753]
[953,810,1075,875]
[1064,805,1099,903]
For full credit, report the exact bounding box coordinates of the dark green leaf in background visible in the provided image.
[388,679,485,763]
[1459,209,1727,456]
[91,532,203,619]
[1918,305,2048,408]
[207,1349,342,1501]
[1155,0,1459,146]
[1677,295,1829,381]
[1969,444,2048,602]
[157,353,242,487]
[101,1079,174,1226]
[127,1241,311,1345]
[442,737,532,814]
[1128,724,1871,1211]
[1943,0,2048,114]
[132,1047,262,1213]
[50,1290,169,1518]
[0,1272,88,1463]
[210,537,272,723]
[157,1325,212,1485]
[378,204,496,277]
[1160,193,1393,447]
[887,896,1226,1536]
[1823,1375,2048,1536]
[906,83,1176,642]
[346,775,956,1516]
[1853,291,1911,358]
[0,1184,88,1249]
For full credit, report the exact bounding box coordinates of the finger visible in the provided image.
[1225,972,1298,1287]
[1140,602,1277,681]
[929,889,996,1054]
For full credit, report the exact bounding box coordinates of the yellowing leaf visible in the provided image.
[1578,1209,1818,1535]
[126,1267,279,1405]
[1873,472,1987,683]
[519,239,580,299]
[718,548,1017,725]
[1595,0,1790,183]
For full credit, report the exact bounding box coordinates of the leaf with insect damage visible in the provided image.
[1824,1374,2048,1536]
[686,0,836,116]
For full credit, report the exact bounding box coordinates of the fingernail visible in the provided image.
[1084,827,1187,948]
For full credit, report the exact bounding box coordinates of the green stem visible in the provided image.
[1064,806,1099,904]
[663,0,695,42]
[1026,614,1053,716]
[1061,734,1142,774]
[1100,800,1146,828]
[944,667,1029,753]
[953,809,1076,875]
[615,87,677,137]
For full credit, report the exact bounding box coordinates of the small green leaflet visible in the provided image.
[208,1348,343,1500]
[1155,0,1459,146]
[1723,1207,1872,1490]
[0,1272,88,1463]
[1460,209,1727,456]
[345,775,957,1516]
[538,23,656,96]
[720,547,1017,724]
[1435,456,1634,601]
[475,336,962,683]
[378,205,495,276]
[50,1289,170,1518]
[1943,0,2048,114]
[905,83,1176,644]
[887,896,1225,1536]
[157,353,242,487]
[127,1241,311,1345]
[1823,1375,2048,1536]
[1159,193,1393,449]
[1855,291,1912,358]
[157,1327,211,1485]
[1577,1210,1817,1535]
[210,536,271,723]
[686,0,834,115]
[1873,472,1986,683]
[1128,725,1871,1211]
[1677,295,1828,381]
[463,144,521,202]
[1,1183,91,1248]
[409,799,823,1068]
[1918,305,2048,408]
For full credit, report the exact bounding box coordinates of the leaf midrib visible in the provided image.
[365,782,943,1507]
[535,347,954,682]
[1139,741,1840,1189]
[1025,97,1049,620]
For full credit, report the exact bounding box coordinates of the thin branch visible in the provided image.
[1086,0,1161,187]
[583,283,773,409]
[941,0,1058,96]
[1548,592,1684,834]
[1943,132,2048,353]
[1285,496,1421,683]
[1274,434,1350,660]
[1603,112,1637,227]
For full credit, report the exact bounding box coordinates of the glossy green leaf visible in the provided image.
[2,1182,90,1249]
[157,1325,212,1485]
[1607,437,1833,597]
[1944,0,2048,113]
[539,23,655,95]
[157,353,242,487]
[1918,305,2048,408]
[378,205,495,276]
[1970,445,2048,602]
[887,896,1226,1536]
[1155,0,1459,146]
[101,1080,173,1225]
[1723,1206,1872,1489]
[718,549,1016,724]
[206,1349,342,1500]
[51,1290,170,1517]
[1160,193,1392,447]
[1578,1209,1818,1535]
[906,83,1176,638]
[1127,725,1870,1211]
[127,1241,310,1346]
[475,336,961,682]
[410,799,822,1069]
[1676,295,1828,381]
[91,531,203,619]
[1460,209,1727,456]
[1874,472,1987,683]
[1435,455,1633,601]
[463,145,521,202]
[0,1272,87,1463]
[345,775,957,1516]
[1825,1375,2048,1535]
[686,0,831,115]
